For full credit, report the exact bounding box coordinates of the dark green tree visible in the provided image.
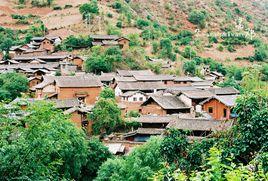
[99,87,115,99]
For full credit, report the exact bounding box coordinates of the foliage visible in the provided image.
[96,137,164,180]
[136,18,150,29]
[182,46,196,59]
[160,38,173,59]
[99,87,115,99]
[254,43,268,62]
[183,60,197,75]
[31,0,53,7]
[79,0,99,19]
[188,10,208,28]
[126,110,140,118]
[0,102,88,180]
[106,24,121,36]
[0,72,28,101]
[81,138,113,181]
[89,98,122,135]
[260,64,268,81]
[218,77,243,93]
[85,46,123,74]
[61,35,92,50]
[176,30,193,45]
[127,33,141,47]
[228,92,268,162]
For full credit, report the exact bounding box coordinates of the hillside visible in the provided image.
[0,0,267,68]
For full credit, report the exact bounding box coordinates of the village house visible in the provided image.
[116,69,155,77]
[141,95,191,115]
[28,77,42,88]
[167,117,233,137]
[199,95,238,120]
[178,90,214,111]
[173,76,204,86]
[133,74,175,85]
[208,87,240,96]
[131,115,178,129]
[115,82,166,96]
[34,75,103,105]
[90,35,130,50]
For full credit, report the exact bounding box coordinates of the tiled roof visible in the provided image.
[117,82,166,91]
[174,76,203,82]
[181,90,214,99]
[132,115,179,124]
[54,99,80,109]
[208,87,240,95]
[142,95,190,110]
[167,118,233,131]
[200,95,238,107]
[136,128,165,135]
[90,35,119,40]
[133,74,175,81]
[121,91,146,97]
[56,76,102,88]
[117,69,155,77]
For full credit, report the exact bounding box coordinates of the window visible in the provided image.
[133,97,137,102]
[139,97,143,101]
[208,107,213,113]
[223,108,227,117]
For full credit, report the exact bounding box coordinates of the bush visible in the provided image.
[188,10,208,28]
[254,44,268,61]
[107,13,113,18]
[106,25,121,35]
[217,44,224,51]
[62,35,92,49]
[208,36,218,43]
[227,45,235,52]
[79,0,99,19]
[136,18,150,29]
[53,5,62,10]
[116,21,123,28]
[64,4,72,9]
[183,61,197,75]
[31,0,53,7]
[182,46,196,59]
[176,30,193,45]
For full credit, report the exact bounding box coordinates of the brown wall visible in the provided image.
[29,79,41,88]
[57,86,102,105]
[72,57,84,70]
[202,99,231,120]
[70,111,82,127]
[39,40,54,52]
[141,102,166,115]
[118,39,129,51]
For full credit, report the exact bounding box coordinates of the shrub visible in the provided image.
[62,35,92,49]
[64,4,72,9]
[136,19,150,29]
[217,44,224,51]
[227,45,235,52]
[176,30,193,45]
[183,60,197,75]
[31,0,53,7]
[188,10,208,28]
[53,5,62,10]
[106,25,121,35]
[208,36,218,43]
[116,21,123,28]
[107,13,113,18]
[79,0,99,19]
[182,46,197,59]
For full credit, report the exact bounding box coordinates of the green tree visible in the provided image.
[0,102,88,180]
[89,98,122,135]
[62,35,92,50]
[183,61,197,75]
[136,18,150,29]
[182,46,196,59]
[188,10,208,28]
[160,38,173,58]
[0,72,28,101]
[99,87,115,99]
[79,0,99,19]
[81,138,113,181]
[96,137,163,180]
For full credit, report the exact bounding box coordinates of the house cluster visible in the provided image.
[0,34,238,155]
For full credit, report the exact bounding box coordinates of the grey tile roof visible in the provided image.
[117,69,155,77]
[90,35,119,40]
[56,76,102,88]
[143,95,190,110]
[54,99,80,109]
[115,76,137,82]
[117,82,166,91]
[208,87,240,95]
[167,118,233,131]
[136,128,165,135]
[181,90,214,99]
[133,74,175,81]
[174,76,204,82]
[200,95,238,107]
[132,115,179,124]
